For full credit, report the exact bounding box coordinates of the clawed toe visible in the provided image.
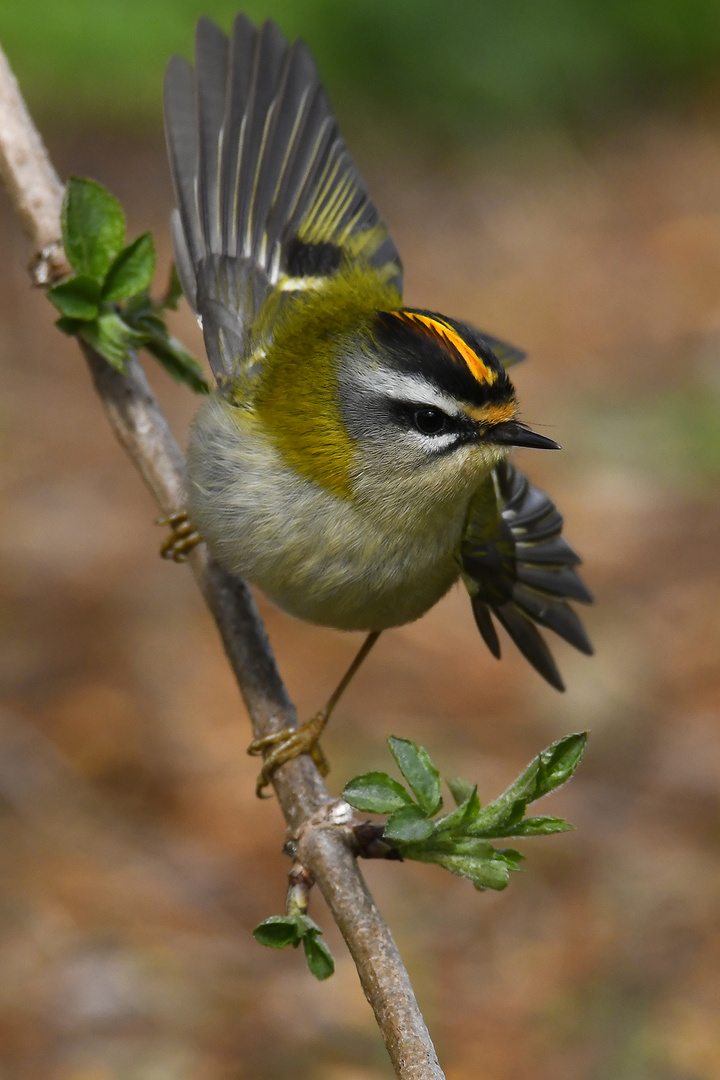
[246,633,380,798]
[158,511,202,562]
[248,712,330,797]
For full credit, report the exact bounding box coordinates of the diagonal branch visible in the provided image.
[0,42,445,1080]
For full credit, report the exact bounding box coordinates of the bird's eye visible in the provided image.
[412,407,447,435]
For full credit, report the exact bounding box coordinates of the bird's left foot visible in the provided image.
[159,511,202,562]
[248,633,381,797]
[248,711,330,797]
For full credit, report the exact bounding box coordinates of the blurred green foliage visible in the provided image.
[587,385,720,492]
[2,0,720,138]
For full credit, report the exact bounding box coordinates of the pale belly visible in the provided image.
[244,511,461,631]
[186,397,468,631]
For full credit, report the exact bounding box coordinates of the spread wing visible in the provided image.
[432,314,527,370]
[479,333,525,369]
[164,15,402,388]
[461,460,593,691]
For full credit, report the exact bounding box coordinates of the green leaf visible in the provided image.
[131,311,165,335]
[408,849,512,891]
[294,914,323,938]
[384,804,435,842]
[79,311,145,372]
[61,177,125,279]
[142,336,210,394]
[102,232,156,301]
[501,799,527,829]
[496,848,525,869]
[497,815,574,837]
[254,912,335,978]
[434,785,481,833]
[465,733,587,836]
[402,834,523,889]
[252,916,300,949]
[404,834,496,859]
[55,316,87,336]
[388,737,442,816]
[343,771,414,814]
[447,776,476,807]
[162,263,184,310]
[121,291,208,394]
[121,288,153,322]
[47,275,101,320]
[302,934,335,981]
[536,733,588,794]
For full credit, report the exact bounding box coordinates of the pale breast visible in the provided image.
[186,395,467,630]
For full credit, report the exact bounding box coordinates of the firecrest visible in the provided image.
[163,14,593,793]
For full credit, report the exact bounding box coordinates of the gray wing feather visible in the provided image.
[232,21,288,260]
[264,76,334,231]
[220,14,257,254]
[194,17,229,255]
[164,57,202,269]
[170,208,197,309]
[164,15,402,384]
[250,42,325,257]
[462,461,593,692]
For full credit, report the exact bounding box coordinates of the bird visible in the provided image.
[162,14,593,794]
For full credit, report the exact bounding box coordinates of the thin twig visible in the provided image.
[0,42,445,1080]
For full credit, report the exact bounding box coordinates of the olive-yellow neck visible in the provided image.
[253,267,400,497]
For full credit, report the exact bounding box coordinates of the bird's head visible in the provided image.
[339,308,559,509]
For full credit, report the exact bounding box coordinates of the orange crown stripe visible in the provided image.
[395,311,497,386]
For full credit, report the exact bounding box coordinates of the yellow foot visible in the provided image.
[158,511,202,562]
[248,711,330,797]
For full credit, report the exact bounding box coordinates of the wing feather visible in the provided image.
[220,14,258,254]
[164,15,402,385]
[462,461,592,691]
[194,18,229,255]
[164,57,202,270]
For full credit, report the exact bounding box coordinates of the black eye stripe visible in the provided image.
[388,401,477,445]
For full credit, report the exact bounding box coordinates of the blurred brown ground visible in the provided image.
[1,116,720,1080]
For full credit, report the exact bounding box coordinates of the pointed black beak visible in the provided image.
[489,421,561,451]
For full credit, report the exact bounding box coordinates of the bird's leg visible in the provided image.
[249,630,381,797]
[158,511,203,562]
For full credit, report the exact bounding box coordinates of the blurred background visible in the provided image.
[1,1,720,1078]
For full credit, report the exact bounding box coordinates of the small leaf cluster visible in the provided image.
[48,177,208,393]
[253,913,335,981]
[343,733,587,892]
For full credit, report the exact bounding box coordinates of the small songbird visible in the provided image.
[163,14,593,793]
